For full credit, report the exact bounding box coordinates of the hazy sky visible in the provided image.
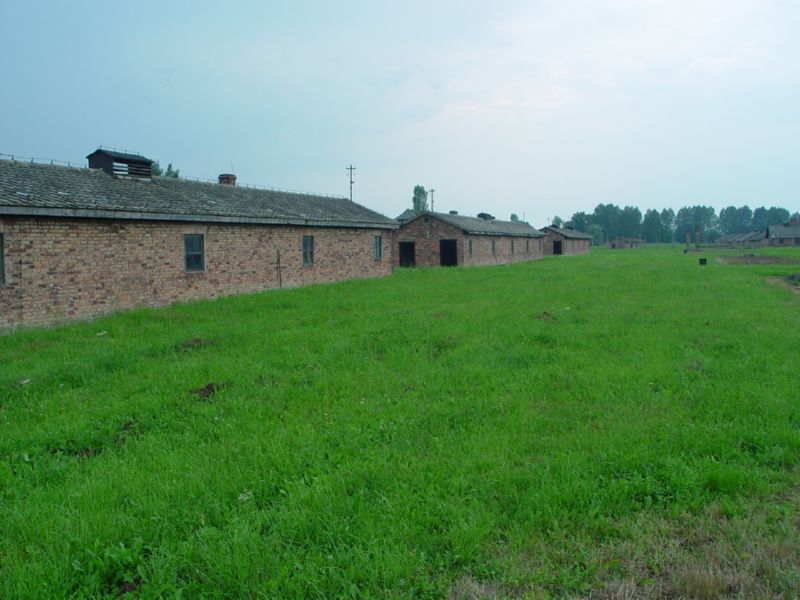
[2,1,798,225]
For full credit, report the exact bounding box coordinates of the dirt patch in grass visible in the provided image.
[785,273,800,286]
[449,575,507,600]
[534,311,555,321]
[49,446,102,459]
[175,337,217,352]
[114,418,143,444]
[718,254,798,265]
[115,574,143,598]
[583,492,800,599]
[767,275,800,295]
[192,382,229,399]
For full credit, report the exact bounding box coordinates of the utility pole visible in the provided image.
[347,165,356,202]
[429,188,435,212]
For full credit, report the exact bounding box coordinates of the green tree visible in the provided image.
[675,205,717,244]
[592,204,622,242]
[566,211,590,232]
[510,213,520,222]
[736,206,753,232]
[619,206,643,238]
[660,208,675,242]
[552,215,564,227]
[586,224,603,245]
[718,205,739,235]
[752,206,789,229]
[767,206,790,226]
[412,185,428,213]
[152,161,180,178]
[642,209,662,243]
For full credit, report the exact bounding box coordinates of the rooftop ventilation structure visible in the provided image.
[87,149,154,180]
[218,173,237,186]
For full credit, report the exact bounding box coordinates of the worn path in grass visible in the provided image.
[1,246,799,597]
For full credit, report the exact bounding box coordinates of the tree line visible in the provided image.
[554,204,800,244]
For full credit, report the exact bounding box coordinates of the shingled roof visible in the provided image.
[0,159,396,229]
[540,226,593,240]
[395,208,418,222]
[767,224,800,239]
[404,211,544,237]
[718,231,765,244]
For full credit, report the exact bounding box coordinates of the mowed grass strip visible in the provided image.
[0,247,799,598]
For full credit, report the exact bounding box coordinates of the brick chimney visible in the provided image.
[218,173,237,186]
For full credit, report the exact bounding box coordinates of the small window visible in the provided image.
[303,235,314,265]
[492,239,496,255]
[526,239,530,253]
[184,234,204,272]
[511,239,515,254]
[0,233,5,287]
[373,235,383,260]
[468,239,473,257]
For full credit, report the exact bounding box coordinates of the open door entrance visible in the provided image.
[440,239,458,266]
[399,241,416,267]
[553,240,563,255]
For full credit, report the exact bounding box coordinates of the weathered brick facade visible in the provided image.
[0,217,391,328]
[393,214,544,268]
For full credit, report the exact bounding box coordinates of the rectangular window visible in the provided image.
[303,235,314,265]
[468,239,473,257]
[511,239,515,254]
[184,234,204,272]
[492,239,496,255]
[526,239,530,253]
[0,233,5,287]
[373,235,383,260]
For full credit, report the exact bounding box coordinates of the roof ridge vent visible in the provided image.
[87,148,154,180]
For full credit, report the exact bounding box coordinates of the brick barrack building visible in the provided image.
[539,226,592,256]
[0,150,396,329]
[393,211,545,268]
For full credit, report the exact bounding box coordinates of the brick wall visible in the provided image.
[393,216,544,268]
[542,230,591,255]
[0,217,392,329]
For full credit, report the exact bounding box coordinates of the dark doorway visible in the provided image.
[440,239,458,266]
[553,240,563,255]
[399,242,416,267]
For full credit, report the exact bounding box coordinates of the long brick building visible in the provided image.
[393,211,545,267]
[0,150,396,329]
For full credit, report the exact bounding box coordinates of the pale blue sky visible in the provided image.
[2,1,798,224]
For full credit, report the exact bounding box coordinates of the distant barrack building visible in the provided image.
[0,149,396,328]
[393,211,546,268]
[766,223,800,246]
[539,226,592,256]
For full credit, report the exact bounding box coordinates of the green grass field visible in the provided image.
[1,247,799,598]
